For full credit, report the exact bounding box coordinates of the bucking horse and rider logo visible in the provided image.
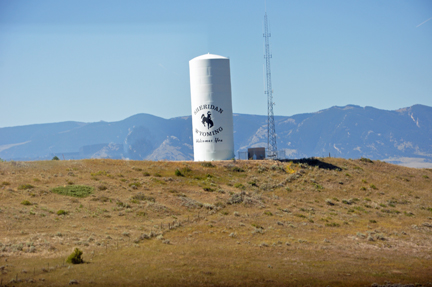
[201,111,214,129]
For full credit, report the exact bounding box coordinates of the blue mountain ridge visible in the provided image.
[1,104,431,167]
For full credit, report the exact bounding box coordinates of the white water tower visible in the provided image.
[189,53,235,161]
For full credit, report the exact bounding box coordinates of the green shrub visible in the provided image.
[234,183,245,190]
[381,209,400,214]
[370,184,378,190]
[201,162,215,168]
[1,181,10,186]
[91,170,109,177]
[226,164,244,172]
[128,182,141,188]
[18,184,34,190]
[264,211,273,216]
[51,185,94,198]
[116,201,131,208]
[270,165,285,172]
[174,169,184,177]
[353,206,366,212]
[181,166,192,173]
[131,192,155,202]
[257,166,268,173]
[52,156,60,161]
[231,166,244,172]
[312,183,324,190]
[57,209,68,215]
[21,200,32,206]
[66,248,84,264]
[360,157,373,163]
[143,172,150,176]
[215,201,226,208]
[248,181,257,187]
[325,199,335,206]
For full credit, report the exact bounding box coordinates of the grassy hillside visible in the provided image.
[0,158,431,286]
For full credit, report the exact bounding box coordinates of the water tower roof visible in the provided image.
[190,53,228,61]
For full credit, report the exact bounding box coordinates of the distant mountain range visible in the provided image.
[1,104,431,168]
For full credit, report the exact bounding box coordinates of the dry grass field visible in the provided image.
[0,158,432,286]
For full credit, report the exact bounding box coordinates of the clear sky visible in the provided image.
[1,0,431,128]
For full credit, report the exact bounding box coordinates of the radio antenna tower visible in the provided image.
[264,9,278,158]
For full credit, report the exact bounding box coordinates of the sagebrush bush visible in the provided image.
[66,248,84,264]
[18,184,34,190]
[201,162,215,168]
[225,164,244,172]
[132,192,155,202]
[57,209,68,215]
[227,192,244,205]
[51,185,94,198]
[360,157,373,163]
[128,182,141,188]
[325,199,335,206]
[234,183,245,189]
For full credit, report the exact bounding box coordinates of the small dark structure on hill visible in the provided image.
[238,148,285,160]
[248,147,266,160]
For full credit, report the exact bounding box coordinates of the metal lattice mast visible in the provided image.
[264,12,277,158]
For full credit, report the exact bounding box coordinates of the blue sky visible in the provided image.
[1,0,431,128]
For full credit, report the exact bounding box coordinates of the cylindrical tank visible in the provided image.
[189,53,235,161]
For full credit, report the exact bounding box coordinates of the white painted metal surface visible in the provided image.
[189,53,235,161]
